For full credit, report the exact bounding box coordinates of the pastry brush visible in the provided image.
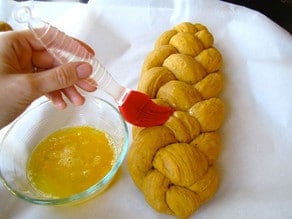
[13,6,174,127]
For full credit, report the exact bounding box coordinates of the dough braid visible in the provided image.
[128,22,224,218]
[0,21,13,32]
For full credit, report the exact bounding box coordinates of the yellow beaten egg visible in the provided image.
[27,126,115,198]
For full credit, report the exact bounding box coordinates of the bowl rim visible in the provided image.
[0,96,129,205]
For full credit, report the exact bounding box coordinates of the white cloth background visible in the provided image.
[0,0,292,218]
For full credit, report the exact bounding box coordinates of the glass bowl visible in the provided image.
[0,95,129,205]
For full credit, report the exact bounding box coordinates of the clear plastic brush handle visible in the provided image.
[13,6,128,105]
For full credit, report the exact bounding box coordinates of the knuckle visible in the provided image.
[55,67,73,87]
[22,74,42,98]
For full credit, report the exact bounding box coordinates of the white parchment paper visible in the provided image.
[1,0,292,218]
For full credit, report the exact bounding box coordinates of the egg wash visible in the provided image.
[27,126,115,198]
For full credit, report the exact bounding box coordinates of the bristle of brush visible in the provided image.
[118,90,174,127]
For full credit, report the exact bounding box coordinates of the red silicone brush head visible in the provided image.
[118,90,174,127]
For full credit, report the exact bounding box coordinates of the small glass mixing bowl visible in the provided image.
[0,95,129,205]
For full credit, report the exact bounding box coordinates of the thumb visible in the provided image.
[34,62,92,94]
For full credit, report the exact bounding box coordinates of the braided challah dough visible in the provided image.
[0,21,13,32]
[128,22,224,218]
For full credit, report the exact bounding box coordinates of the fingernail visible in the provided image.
[76,63,92,78]
[86,78,98,87]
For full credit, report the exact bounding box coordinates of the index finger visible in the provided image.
[22,29,95,55]
[22,29,95,68]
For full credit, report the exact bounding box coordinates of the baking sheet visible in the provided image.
[1,0,292,218]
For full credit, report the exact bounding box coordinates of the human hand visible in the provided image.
[0,30,97,128]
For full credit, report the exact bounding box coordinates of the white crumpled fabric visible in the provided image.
[0,0,292,218]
